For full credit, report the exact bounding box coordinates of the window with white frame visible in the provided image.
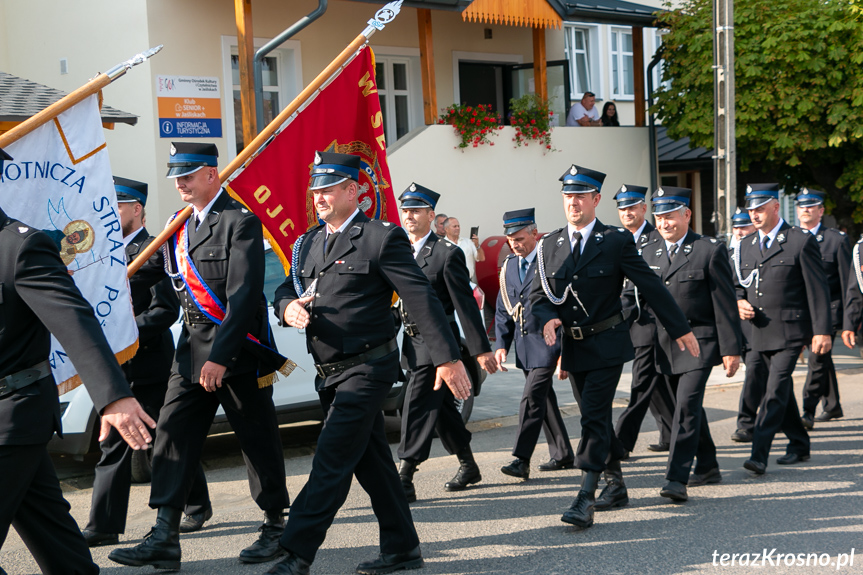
[230,52,281,155]
[610,27,634,98]
[564,26,592,97]
[375,56,415,144]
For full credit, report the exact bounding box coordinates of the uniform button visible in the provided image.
[758,293,763,297]
[301,269,305,274]
[312,336,319,342]
[573,306,578,310]
[314,314,319,318]
[665,281,670,285]
[759,307,763,311]
[319,272,325,277]
[599,270,604,274]
[348,266,354,270]
[365,344,370,349]
[519,295,524,299]
[573,275,578,280]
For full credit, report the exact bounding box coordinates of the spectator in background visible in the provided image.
[444,217,484,283]
[599,102,620,127]
[434,213,448,239]
[566,92,601,127]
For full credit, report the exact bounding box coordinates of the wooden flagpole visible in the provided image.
[127,0,406,278]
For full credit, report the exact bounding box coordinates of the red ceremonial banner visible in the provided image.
[227,47,398,272]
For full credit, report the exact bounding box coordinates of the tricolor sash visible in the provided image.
[165,212,296,387]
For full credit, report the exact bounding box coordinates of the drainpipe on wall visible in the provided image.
[254,0,328,133]
[646,51,663,193]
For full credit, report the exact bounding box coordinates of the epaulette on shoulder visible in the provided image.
[825,227,846,237]
[504,253,516,260]
[441,238,457,248]
[617,227,626,233]
[3,219,37,237]
[541,227,564,239]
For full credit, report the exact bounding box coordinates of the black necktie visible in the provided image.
[519,258,529,282]
[571,231,582,267]
[760,235,769,253]
[325,231,340,258]
[668,243,679,262]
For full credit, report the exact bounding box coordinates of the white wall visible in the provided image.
[388,125,650,237]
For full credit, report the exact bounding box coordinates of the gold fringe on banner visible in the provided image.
[258,358,299,389]
[462,0,563,29]
[56,339,140,396]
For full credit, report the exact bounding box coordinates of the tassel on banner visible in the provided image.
[56,340,140,395]
[257,358,299,389]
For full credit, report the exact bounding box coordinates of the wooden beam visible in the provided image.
[235,0,257,142]
[417,9,437,124]
[632,26,645,127]
[532,26,547,101]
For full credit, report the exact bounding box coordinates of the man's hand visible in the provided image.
[577,116,591,127]
[493,349,509,372]
[543,319,562,347]
[199,361,227,392]
[738,299,755,321]
[722,355,741,377]
[556,357,568,380]
[842,330,856,349]
[283,296,314,329]
[811,334,832,355]
[434,360,472,400]
[476,352,498,374]
[99,397,157,450]
[676,332,700,358]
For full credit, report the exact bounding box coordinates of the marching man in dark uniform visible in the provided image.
[795,189,851,428]
[395,184,497,500]
[110,143,291,571]
[729,208,766,444]
[529,164,697,530]
[270,152,473,575]
[82,177,212,547]
[0,147,156,575]
[494,208,574,480]
[841,237,863,351]
[629,187,742,502]
[733,184,831,474]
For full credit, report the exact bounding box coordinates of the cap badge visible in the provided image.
[314,152,322,165]
[409,183,416,192]
[746,185,753,193]
[620,184,627,192]
[170,144,177,156]
[657,188,664,197]
[570,166,577,175]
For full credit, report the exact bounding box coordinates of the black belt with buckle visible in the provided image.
[183,308,213,325]
[567,312,627,340]
[314,339,398,378]
[403,314,455,337]
[0,360,52,397]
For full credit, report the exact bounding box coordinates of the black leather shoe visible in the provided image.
[660,481,688,502]
[108,507,181,571]
[356,546,423,574]
[240,511,286,563]
[538,458,575,472]
[82,529,119,547]
[398,460,418,503]
[179,507,213,533]
[743,459,766,475]
[445,447,481,491]
[800,412,815,430]
[500,458,530,480]
[815,408,844,422]
[561,490,595,528]
[266,551,311,575]
[730,429,753,443]
[594,481,628,511]
[688,467,722,487]
[777,453,810,465]
[647,442,670,452]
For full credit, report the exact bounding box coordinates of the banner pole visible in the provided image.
[0,46,162,149]
[128,0,404,278]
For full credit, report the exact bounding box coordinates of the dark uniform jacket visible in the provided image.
[400,235,490,369]
[842,238,863,332]
[124,228,179,386]
[623,222,663,348]
[733,221,831,352]
[631,230,742,374]
[728,242,754,351]
[529,219,691,373]
[809,225,851,331]
[495,253,560,370]
[274,211,461,390]
[169,191,274,382]
[0,208,132,445]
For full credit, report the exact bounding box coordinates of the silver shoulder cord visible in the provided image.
[536,235,590,317]
[732,242,759,290]
[162,215,186,293]
[499,257,525,331]
[854,243,863,293]
[291,232,318,298]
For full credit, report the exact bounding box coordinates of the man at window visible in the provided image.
[566,92,601,127]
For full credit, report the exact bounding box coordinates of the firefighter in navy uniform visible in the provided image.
[529,164,697,530]
[795,189,851,428]
[629,187,742,502]
[733,184,831,475]
[109,143,290,571]
[494,208,574,480]
[840,237,863,351]
[395,183,497,501]
[82,177,212,547]
[0,147,156,575]
[270,152,472,575]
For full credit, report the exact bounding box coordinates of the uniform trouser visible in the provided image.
[568,364,627,472]
[736,348,768,434]
[511,366,573,462]
[750,347,810,464]
[281,374,419,562]
[0,444,97,575]
[87,383,210,534]
[614,344,675,452]
[801,334,841,415]
[149,371,289,513]
[397,361,471,462]
[664,368,718,483]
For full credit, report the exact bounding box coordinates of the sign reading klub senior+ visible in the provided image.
[156,75,222,138]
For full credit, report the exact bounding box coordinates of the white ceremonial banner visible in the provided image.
[0,94,137,394]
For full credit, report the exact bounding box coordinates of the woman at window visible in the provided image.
[599,102,620,127]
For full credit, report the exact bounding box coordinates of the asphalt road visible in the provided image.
[2,358,862,574]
